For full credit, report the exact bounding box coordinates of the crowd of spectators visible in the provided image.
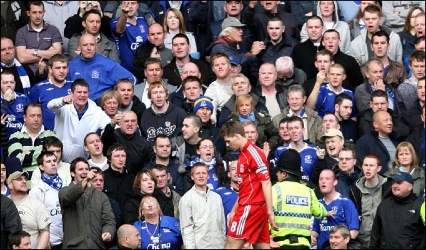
[1,1,425,249]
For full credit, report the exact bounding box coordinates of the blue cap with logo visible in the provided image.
[193,96,214,113]
[389,172,414,184]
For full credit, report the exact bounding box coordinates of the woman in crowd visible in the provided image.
[398,6,424,58]
[100,90,119,119]
[187,138,226,191]
[163,8,197,54]
[133,195,183,249]
[229,94,280,150]
[133,42,161,83]
[388,141,425,197]
[123,170,174,224]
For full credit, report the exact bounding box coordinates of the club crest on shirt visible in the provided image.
[240,164,244,173]
[15,103,24,113]
[305,155,313,164]
[91,70,100,79]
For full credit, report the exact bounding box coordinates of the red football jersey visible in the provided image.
[237,140,270,206]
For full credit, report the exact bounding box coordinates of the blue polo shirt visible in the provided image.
[134,215,182,249]
[3,92,30,136]
[315,84,356,118]
[111,16,149,72]
[313,193,359,249]
[274,143,318,182]
[28,80,72,130]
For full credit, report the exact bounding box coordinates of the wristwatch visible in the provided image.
[32,49,38,56]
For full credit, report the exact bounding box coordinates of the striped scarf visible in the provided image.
[1,58,31,95]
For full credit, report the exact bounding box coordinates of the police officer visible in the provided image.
[271,149,328,249]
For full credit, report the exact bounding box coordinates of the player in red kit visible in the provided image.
[221,121,278,249]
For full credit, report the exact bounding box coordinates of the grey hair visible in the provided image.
[232,73,250,84]
[330,224,350,239]
[275,56,295,77]
[287,84,306,97]
[219,27,234,37]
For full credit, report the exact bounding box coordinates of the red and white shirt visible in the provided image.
[237,140,270,206]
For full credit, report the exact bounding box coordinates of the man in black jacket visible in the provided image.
[370,172,425,249]
[163,33,209,87]
[101,110,152,176]
[114,79,146,126]
[355,110,399,174]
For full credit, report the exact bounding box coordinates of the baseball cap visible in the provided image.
[193,96,214,113]
[221,17,246,30]
[388,172,414,184]
[7,171,29,184]
[4,157,23,179]
[320,128,344,142]
[229,56,241,66]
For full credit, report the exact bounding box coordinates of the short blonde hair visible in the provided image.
[100,90,119,108]
[147,81,169,100]
[235,94,255,113]
[138,195,163,220]
[395,141,419,169]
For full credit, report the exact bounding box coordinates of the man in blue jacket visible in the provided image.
[67,33,136,101]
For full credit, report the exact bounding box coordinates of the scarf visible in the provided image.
[1,58,31,95]
[368,81,395,110]
[41,172,63,190]
[189,156,219,190]
[238,112,256,123]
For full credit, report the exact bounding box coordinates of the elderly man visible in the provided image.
[355,58,395,113]
[275,56,307,88]
[67,33,137,101]
[209,17,264,76]
[210,0,253,54]
[253,62,287,118]
[370,172,425,249]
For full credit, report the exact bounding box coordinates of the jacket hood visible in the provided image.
[355,174,388,193]
[316,1,340,23]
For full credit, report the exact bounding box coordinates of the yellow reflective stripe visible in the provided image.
[274,185,283,211]
[275,223,311,231]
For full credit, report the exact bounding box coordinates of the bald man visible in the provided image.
[355,110,399,174]
[117,224,141,249]
[67,33,137,101]
[101,110,151,176]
